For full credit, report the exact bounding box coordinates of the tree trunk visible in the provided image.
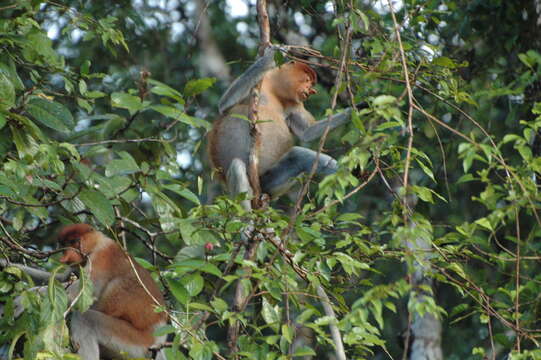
[405,223,443,360]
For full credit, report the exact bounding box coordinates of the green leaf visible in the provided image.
[456,174,476,184]
[0,113,6,130]
[518,53,534,68]
[184,78,216,97]
[166,278,189,305]
[415,159,435,182]
[282,323,294,343]
[74,267,94,313]
[353,9,369,32]
[372,95,396,107]
[163,184,200,205]
[210,297,228,314]
[26,97,74,132]
[412,185,434,203]
[0,59,24,91]
[169,258,222,277]
[475,217,493,231]
[102,116,126,138]
[150,105,210,129]
[199,263,222,277]
[78,189,115,226]
[375,121,402,131]
[189,342,217,360]
[181,273,204,297]
[81,60,91,75]
[432,56,457,68]
[261,297,280,332]
[292,346,316,357]
[148,79,184,103]
[45,279,68,323]
[188,302,213,312]
[150,104,183,119]
[105,151,140,176]
[0,73,15,110]
[111,92,144,116]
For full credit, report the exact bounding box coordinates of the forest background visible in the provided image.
[1,0,541,359]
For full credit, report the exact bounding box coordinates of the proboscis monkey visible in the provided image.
[2,224,168,360]
[208,47,352,209]
[57,223,168,360]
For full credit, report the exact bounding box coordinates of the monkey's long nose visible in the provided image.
[309,88,317,95]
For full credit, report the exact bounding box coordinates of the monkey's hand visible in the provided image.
[268,44,289,54]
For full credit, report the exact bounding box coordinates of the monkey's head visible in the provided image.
[58,223,95,266]
[274,61,317,103]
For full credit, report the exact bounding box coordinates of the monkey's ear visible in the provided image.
[218,47,277,115]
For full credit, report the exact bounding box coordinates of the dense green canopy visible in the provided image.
[0,1,540,359]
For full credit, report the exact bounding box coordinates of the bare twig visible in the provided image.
[74,137,168,147]
[310,157,380,217]
[278,3,353,359]
[227,1,271,355]
[515,208,521,351]
[245,0,271,209]
[386,0,415,224]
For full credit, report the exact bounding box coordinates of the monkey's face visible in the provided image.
[285,62,317,103]
[295,72,317,101]
[59,239,86,266]
[57,224,94,266]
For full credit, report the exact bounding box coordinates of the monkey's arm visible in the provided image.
[288,107,352,143]
[218,47,276,114]
[0,259,73,283]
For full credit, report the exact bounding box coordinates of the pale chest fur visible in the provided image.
[257,104,294,173]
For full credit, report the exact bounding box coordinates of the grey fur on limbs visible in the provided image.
[227,158,253,210]
[260,146,337,197]
[288,108,352,143]
[218,47,276,115]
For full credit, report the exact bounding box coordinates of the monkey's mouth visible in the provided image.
[300,89,316,100]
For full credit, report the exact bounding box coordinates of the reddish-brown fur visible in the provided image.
[58,224,167,348]
[208,61,317,181]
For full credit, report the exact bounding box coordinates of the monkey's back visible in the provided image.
[209,104,294,179]
[91,244,167,337]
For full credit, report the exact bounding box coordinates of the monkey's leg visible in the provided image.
[260,146,337,197]
[71,310,159,360]
[226,158,253,211]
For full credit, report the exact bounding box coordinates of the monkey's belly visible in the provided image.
[258,120,293,173]
[211,114,293,176]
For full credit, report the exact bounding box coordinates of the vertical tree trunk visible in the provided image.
[406,238,443,360]
[406,229,443,360]
[195,0,230,81]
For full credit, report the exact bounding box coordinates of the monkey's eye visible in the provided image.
[66,237,80,246]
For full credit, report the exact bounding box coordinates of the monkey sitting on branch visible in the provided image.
[1,224,168,360]
[208,46,353,210]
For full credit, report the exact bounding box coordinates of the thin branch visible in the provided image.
[286,1,352,238]
[279,4,352,359]
[310,157,380,217]
[74,137,168,147]
[515,208,521,351]
[387,0,415,224]
[316,285,346,360]
[227,1,270,355]
[0,185,82,208]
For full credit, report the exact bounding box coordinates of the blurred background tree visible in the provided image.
[0,0,541,359]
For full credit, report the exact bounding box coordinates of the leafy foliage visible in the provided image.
[0,1,540,359]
